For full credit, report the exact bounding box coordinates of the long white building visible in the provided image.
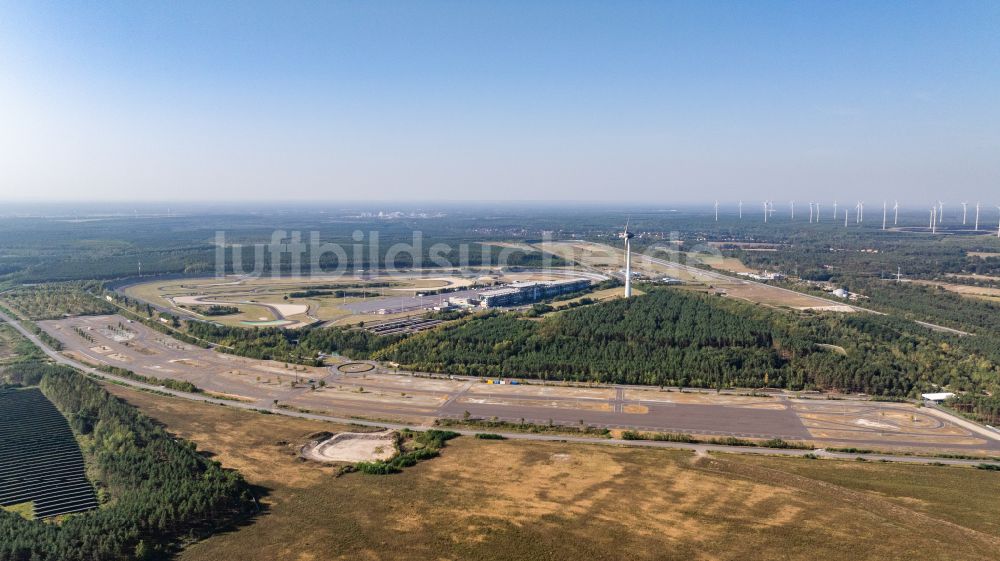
[476,279,591,308]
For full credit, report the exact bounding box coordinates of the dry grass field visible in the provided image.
[538,241,853,312]
[104,384,1000,561]
[913,280,1000,303]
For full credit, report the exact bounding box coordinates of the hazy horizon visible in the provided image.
[1,1,998,203]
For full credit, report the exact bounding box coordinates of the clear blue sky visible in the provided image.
[1,1,998,203]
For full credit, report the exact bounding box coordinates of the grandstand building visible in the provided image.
[475,278,590,308]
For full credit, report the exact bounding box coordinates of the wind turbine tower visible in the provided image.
[962,202,968,225]
[763,201,768,223]
[882,201,887,230]
[738,200,743,219]
[621,219,634,297]
[832,201,838,220]
[893,201,899,225]
[938,201,944,224]
[714,200,719,222]
[808,202,814,223]
[844,209,848,227]
[815,202,821,222]
[975,202,981,231]
[790,200,795,220]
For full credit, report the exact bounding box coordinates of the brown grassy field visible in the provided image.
[104,384,1000,561]
[913,280,1000,303]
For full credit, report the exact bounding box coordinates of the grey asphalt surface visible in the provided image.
[3,308,999,468]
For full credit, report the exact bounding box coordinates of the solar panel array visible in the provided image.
[0,388,98,519]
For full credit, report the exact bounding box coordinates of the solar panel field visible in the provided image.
[0,388,97,519]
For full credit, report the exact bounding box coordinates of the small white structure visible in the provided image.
[921,392,955,403]
[737,270,785,281]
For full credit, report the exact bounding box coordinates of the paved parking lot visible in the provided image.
[38,315,1000,454]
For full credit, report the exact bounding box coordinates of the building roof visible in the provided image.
[921,392,955,401]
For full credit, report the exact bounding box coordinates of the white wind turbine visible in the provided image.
[882,201,887,230]
[962,202,968,225]
[815,202,821,222]
[938,201,944,224]
[975,202,981,231]
[856,201,864,223]
[621,218,634,297]
[763,201,768,223]
[790,200,795,220]
[832,200,838,220]
[738,200,743,219]
[844,209,849,227]
[809,202,814,223]
[714,200,719,222]
[893,200,899,225]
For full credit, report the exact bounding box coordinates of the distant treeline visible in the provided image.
[0,365,255,561]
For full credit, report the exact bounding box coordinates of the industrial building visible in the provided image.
[470,278,591,308]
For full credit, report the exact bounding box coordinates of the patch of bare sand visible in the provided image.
[302,430,397,463]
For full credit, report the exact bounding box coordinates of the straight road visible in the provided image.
[3,308,998,468]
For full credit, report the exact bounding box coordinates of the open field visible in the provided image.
[103,385,1000,561]
[538,241,855,311]
[36,315,1000,454]
[913,279,1000,303]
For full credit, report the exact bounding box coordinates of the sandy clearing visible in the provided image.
[856,419,898,430]
[269,303,309,316]
[796,305,857,312]
[301,430,397,463]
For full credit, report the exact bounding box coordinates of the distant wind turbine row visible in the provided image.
[706,199,1000,236]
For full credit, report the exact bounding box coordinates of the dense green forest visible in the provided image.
[0,365,255,561]
[845,279,1000,335]
[185,320,401,364]
[0,208,578,284]
[947,394,1000,426]
[374,289,1000,397]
